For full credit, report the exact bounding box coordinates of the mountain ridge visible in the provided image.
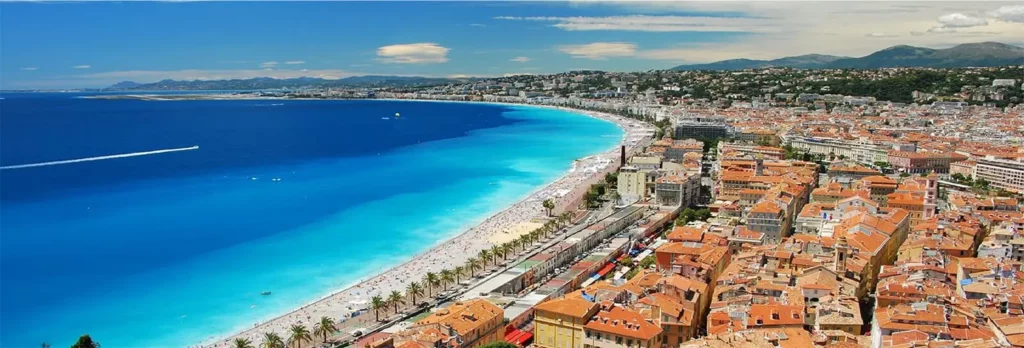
[672,42,1024,71]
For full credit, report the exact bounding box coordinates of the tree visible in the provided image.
[371,295,387,321]
[542,199,555,216]
[466,257,482,276]
[388,290,405,313]
[478,249,492,266]
[234,338,255,348]
[439,269,455,291]
[406,281,425,306]
[501,243,514,260]
[425,272,441,297]
[313,316,337,344]
[71,336,99,348]
[261,333,285,348]
[478,342,518,348]
[454,265,466,284]
[489,245,503,263]
[288,324,312,348]
[974,178,991,191]
[676,208,697,225]
[604,172,618,188]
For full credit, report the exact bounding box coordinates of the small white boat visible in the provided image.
[261,291,272,296]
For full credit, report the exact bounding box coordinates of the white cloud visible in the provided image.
[989,5,1024,23]
[284,60,305,65]
[73,65,91,69]
[20,67,38,71]
[509,56,531,63]
[927,26,959,34]
[866,32,899,38]
[376,43,449,64]
[260,61,279,68]
[558,42,636,60]
[544,2,1024,64]
[936,13,989,27]
[447,74,471,78]
[496,15,776,33]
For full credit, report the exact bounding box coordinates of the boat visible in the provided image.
[395,112,400,118]
[261,291,272,296]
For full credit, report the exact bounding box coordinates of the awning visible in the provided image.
[513,332,533,345]
[505,329,534,346]
[596,263,615,277]
[505,329,523,342]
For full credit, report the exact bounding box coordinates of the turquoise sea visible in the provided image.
[0,95,622,347]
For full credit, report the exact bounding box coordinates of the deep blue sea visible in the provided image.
[0,93,621,347]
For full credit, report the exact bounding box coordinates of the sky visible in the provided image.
[1,1,1023,89]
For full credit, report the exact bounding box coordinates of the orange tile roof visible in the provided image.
[534,296,597,319]
[585,305,663,340]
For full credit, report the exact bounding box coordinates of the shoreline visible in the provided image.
[184,100,651,348]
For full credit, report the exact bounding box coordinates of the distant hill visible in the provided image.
[672,42,1024,71]
[106,75,473,90]
[673,54,847,71]
[109,81,142,89]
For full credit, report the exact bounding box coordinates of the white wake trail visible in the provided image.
[0,145,200,170]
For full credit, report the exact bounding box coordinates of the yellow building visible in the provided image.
[415,299,504,348]
[582,304,663,348]
[534,297,599,348]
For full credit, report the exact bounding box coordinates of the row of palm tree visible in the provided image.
[357,212,577,341]
[234,316,338,348]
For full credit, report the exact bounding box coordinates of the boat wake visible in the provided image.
[0,146,200,170]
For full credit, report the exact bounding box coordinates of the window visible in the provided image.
[617,336,623,345]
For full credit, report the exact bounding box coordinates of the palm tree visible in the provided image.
[490,245,502,263]
[313,316,337,344]
[454,266,466,284]
[542,199,555,216]
[406,281,425,306]
[261,332,285,348]
[440,269,455,291]
[388,290,405,313]
[501,243,514,260]
[288,324,312,348]
[478,249,492,266]
[465,257,480,276]
[234,338,255,348]
[560,212,573,226]
[371,295,387,322]
[467,258,482,276]
[425,272,441,297]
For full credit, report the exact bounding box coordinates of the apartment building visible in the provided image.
[975,155,1024,193]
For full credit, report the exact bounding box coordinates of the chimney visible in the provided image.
[620,145,626,168]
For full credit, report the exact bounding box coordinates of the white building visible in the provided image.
[975,155,1024,193]
[617,166,647,204]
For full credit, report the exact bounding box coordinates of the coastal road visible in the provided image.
[327,205,616,347]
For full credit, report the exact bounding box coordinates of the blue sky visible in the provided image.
[2,1,1022,89]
